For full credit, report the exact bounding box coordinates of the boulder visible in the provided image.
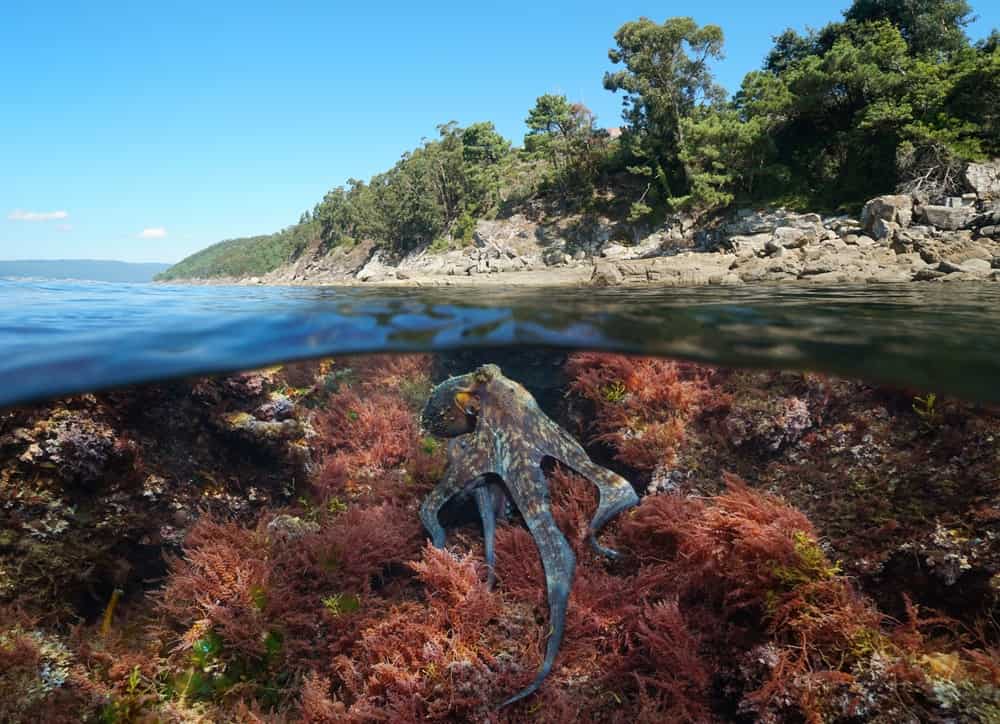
[590,260,624,286]
[728,233,773,257]
[601,243,630,258]
[872,218,901,242]
[356,252,390,282]
[964,161,1000,200]
[772,226,809,248]
[861,195,913,234]
[939,258,992,275]
[957,258,993,274]
[914,268,947,281]
[918,205,976,231]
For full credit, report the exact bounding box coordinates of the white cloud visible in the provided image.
[7,209,69,222]
[138,227,167,239]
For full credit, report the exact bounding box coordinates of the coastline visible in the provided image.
[159,183,1000,289]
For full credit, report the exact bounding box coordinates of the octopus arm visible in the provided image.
[572,459,639,559]
[472,481,507,588]
[419,438,489,548]
[499,463,576,708]
[541,425,639,559]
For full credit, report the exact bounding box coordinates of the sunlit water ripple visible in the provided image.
[2,278,999,406]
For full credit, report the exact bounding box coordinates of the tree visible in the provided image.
[461,122,510,166]
[604,17,725,212]
[524,93,604,202]
[764,29,822,74]
[844,0,974,56]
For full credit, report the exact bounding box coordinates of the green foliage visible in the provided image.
[524,94,610,204]
[602,381,628,403]
[156,219,319,280]
[99,666,155,723]
[171,628,287,708]
[604,17,726,210]
[312,121,511,256]
[912,393,941,431]
[321,592,361,616]
[772,530,842,590]
[701,10,994,211]
[844,0,974,56]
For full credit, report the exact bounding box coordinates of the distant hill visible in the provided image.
[0,259,172,283]
[155,223,317,281]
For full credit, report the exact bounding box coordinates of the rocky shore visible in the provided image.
[184,162,1000,289]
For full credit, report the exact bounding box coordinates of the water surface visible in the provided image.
[2,279,999,407]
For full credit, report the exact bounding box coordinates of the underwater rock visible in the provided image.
[723,395,813,452]
[220,411,304,442]
[266,513,319,542]
[256,394,296,421]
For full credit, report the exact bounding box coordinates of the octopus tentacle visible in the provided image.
[568,459,639,559]
[499,464,576,708]
[472,481,506,588]
[540,426,639,558]
[419,438,487,548]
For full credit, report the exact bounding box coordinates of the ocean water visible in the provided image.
[3,277,1000,721]
[3,278,1000,407]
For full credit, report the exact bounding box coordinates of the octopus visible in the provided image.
[419,363,639,707]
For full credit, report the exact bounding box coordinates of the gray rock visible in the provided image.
[939,258,991,275]
[764,239,784,256]
[919,205,976,231]
[894,252,927,270]
[964,161,1000,199]
[601,243,630,258]
[267,515,320,542]
[959,258,993,274]
[728,233,773,256]
[938,260,966,274]
[590,260,623,286]
[914,268,947,281]
[872,218,901,241]
[979,226,998,238]
[739,268,768,283]
[861,195,913,234]
[256,395,295,421]
[804,271,844,283]
[773,226,809,248]
[867,270,913,283]
[939,271,990,282]
[800,258,838,276]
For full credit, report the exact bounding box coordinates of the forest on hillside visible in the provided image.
[158,0,999,280]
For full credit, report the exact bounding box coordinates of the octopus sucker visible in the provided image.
[419,363,639,707]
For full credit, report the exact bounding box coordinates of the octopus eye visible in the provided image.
[454,391,479,416]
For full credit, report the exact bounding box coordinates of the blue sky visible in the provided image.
[2,1,997,263]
